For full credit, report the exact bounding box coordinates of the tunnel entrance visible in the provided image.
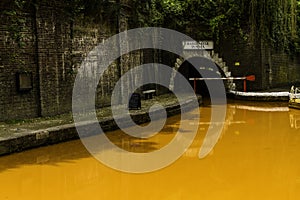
[178,61,209,96]
[176,57,226,100]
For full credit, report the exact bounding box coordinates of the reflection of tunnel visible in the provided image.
[177,57,226,97]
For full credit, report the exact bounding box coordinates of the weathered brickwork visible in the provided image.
[0,0,142,121]
[35,1,73,116]
[270,53,300,87]
[218,36,300,91]
[0,2,40,120]
[218,39,263,91]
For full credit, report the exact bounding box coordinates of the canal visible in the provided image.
[0,101,300,200]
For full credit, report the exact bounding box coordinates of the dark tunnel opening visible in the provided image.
[176,57,226,104]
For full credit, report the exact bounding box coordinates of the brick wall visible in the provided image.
[270,52,300,87]
[0,1,40,120]
[0,0,142,121]
[218,37,263,91]
[35,1,73,116]
[218,34,300,91]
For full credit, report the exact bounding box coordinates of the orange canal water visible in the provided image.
[0,101,300,200]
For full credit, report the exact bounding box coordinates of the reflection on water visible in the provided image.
[290,109,300,129]
[0,101,300,200]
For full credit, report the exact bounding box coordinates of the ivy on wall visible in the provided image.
[3,0,300,54]
[130,0,299,53]
[249,0,299,52]
[2,0,29,48]
[1,0,31,67]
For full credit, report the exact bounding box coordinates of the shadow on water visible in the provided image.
[0,114,188,172]
[0,135,161,172]
[0,140,161,173]
[0,139,89,172]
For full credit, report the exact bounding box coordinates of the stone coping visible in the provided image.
[0,95,202,156]
[228,90,290,101]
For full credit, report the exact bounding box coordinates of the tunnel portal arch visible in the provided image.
[177,57,226,96]
[170,53,235,99]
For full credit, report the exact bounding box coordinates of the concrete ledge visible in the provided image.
[0,96,201,156]
[228,91,289,101]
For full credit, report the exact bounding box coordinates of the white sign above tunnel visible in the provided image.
[183,41,214,50]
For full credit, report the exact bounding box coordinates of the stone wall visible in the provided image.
[218,34,300,91]
[0,0,142,121]
[35,1,74,116]
[0,1,40,120]
[270,52,300,88]
[217,38,262,91]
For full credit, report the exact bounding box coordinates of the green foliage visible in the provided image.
[3,0,28,48]
[294,0,300,52]
[130,0,299,53]
[130,0,185,28]
[4,0,299,54]
[131,0,247,41]
[64,0,119,25]
[249,0,299,53]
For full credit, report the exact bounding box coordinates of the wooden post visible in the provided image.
[243,80,247,92]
